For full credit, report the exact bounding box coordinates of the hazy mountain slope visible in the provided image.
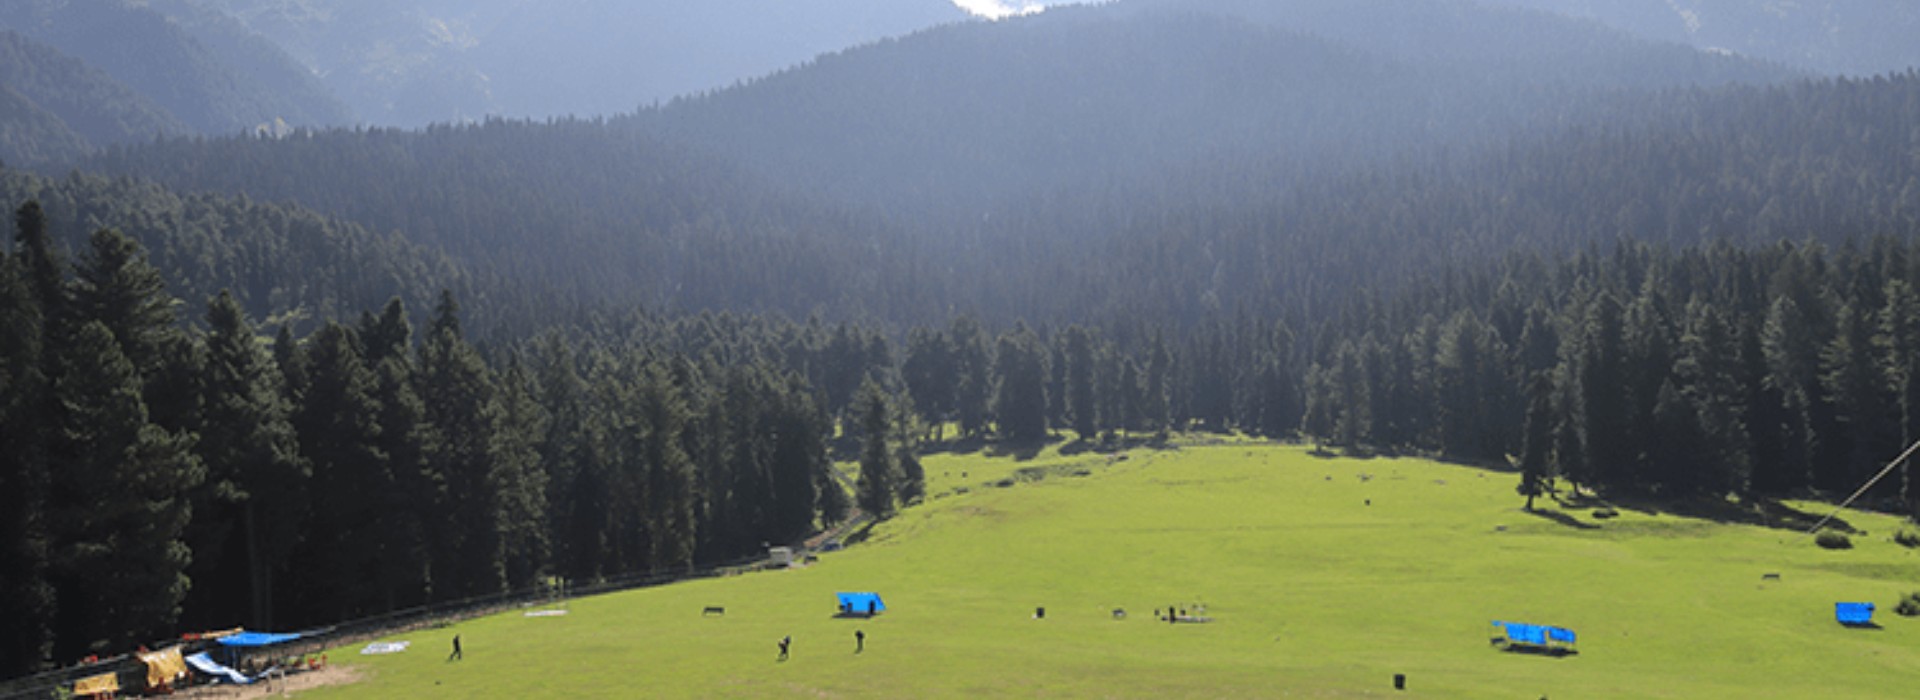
[144,0,355,124]
[0,30,192,166]
[76,0,1831,330]
[0,0,350,136]
[1485,0,1920,76]
[79,120,934,321]
[634,0,1789,225]
[471,0,973,119]
[194,0,972,125]
[0,85,90,168]
[1019,73,1920,326]
[0,165,468,331]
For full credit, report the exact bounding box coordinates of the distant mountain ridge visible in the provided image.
[74,0,1869,332]
[633,0,1790,225]
[0,30,191,167]
[1481,0,1920,76]
[0,0,352,161]
[187,0,975,125]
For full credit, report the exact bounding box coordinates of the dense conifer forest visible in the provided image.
[2,0,1919,681]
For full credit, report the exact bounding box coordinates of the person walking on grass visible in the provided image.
[855,630,865,653]
[778,635,791,661]
[448,634,462,661]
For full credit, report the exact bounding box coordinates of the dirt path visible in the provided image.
[174,665,363,699]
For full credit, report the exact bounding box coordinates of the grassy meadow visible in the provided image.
[304,441,1920,698]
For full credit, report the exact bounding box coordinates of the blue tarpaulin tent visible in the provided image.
[836,592,886,615]
[1492,621,1575,651]
[1836,602,1875,626]
[216,631,305,647]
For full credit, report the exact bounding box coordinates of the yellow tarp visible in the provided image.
[72,671,119,696]
[140,646,188,688]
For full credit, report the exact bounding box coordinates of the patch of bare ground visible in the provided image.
[174,665,364,699]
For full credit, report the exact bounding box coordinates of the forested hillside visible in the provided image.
[0,166,465,332]
[1486,0,1920,76]
[80,120,923,323]
[0,31,189,167]
[1005,73,1920,326]
[181,0,969,125]
[75,0,1809,331]
[637,0,1788,223]
[0,0,352,137]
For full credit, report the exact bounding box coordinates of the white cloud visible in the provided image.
[951,0,1048,21]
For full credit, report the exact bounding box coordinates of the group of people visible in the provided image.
[777,630,866,661]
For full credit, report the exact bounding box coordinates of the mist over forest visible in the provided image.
[2,0,1919,683]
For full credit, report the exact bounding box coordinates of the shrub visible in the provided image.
[1894,528,1920,549]
[1815,530,1854,550]
[1897,592,1920,617]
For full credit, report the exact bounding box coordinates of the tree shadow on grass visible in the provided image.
[1522,507,1602,530]
[985,435,1062,462]
[918,434,990,457]
[1615,495,1854,534]
[1495,644,1579,658]
[1541,488,1856,535]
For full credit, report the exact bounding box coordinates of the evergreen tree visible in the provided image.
[1674,300,1750,494]
[901,327,954,441]
[494,359,551,588]
[949,315,992,439]
[186,290,308,629]
[854,379,896,520]
[1875,279,1920,505]
[1064,325,1097,440]
[1518,371,1553,510]
[1142,330,1173,437]
[419,291,510,597]
[48,321,202,658]
[993,323,1050,443]
[1759,296,1816,492]
[71,229,180,393]
[0,240,55,675]
[1819,302,1898,492]
[768,371,828,542]
[1578,293,1631,491]
[288,322,396,622]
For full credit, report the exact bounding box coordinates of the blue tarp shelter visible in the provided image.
[1492,621,1576,651]
[836,592,886,615]
[216,631,305,647]
[1836,602,1875,626]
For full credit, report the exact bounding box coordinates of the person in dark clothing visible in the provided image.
[778,635,791,661]
[448,635,463,661]
[854,630,865,653]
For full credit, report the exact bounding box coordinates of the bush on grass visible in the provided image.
[1815,529,1853,550]
[1893,528,1920,548]
[1896,592,1920,617]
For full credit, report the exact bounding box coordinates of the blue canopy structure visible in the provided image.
[836,592,886,615]
[216,631,305,647]
[1836,602,1875,626]
[1492,621,1575,651]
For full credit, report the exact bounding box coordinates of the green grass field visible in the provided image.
[304,441,1920,698]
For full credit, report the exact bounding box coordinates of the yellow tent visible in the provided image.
[139,646,188,689]
[72,671,119,697]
